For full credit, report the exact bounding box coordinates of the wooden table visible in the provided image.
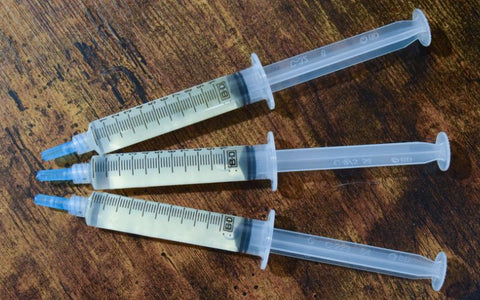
[1,1,478,298]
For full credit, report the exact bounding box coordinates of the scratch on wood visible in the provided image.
[59,281,74,300]
[73,42,102,71]
[5,126,44,172]
[106,22,148,71]
[161,252,180,273]
[8,90,25,111]
[53,64,65,81]
[335,181,378,188]
[102,66,148,104]
[65,48,71,60]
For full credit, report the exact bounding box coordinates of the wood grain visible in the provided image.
[1,1,479,299]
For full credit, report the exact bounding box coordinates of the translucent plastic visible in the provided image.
[34,192,275,268]
[34,192,446,290]
[265,9,431,92]
[41,9,430,161]
[271,229,447,291]
[41,73,251,160]
[38,132,450,191]
[276,132,450,172]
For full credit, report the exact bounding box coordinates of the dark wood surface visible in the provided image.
[1,1,479,299]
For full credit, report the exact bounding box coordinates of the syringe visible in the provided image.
[37,131,450,190]
[34,192,447,291]
[41,9,431,161]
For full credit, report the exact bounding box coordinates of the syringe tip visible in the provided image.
[34,194,69,211]
[41,141,76,161]
[431,252,447,291]
[37,168,74,182]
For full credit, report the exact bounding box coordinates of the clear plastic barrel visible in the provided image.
[89,73,250,154]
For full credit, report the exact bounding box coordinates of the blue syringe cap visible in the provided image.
[41,132,95,161]
[34,194,69,211]
[34,194,88,217]
[37,164,91,184]
[41,141,76,161]
[37,168,74,181]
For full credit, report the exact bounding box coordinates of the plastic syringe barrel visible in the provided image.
[41,9,430,161]
[34,192,446,291]
[34,193,276,270]
[40,55,272,161]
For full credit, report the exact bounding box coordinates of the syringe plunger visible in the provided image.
[271,228,447,291]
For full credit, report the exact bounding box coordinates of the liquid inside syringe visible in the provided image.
[34,192,447,291]
[37,131,450,190]
[41,9,431,161]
